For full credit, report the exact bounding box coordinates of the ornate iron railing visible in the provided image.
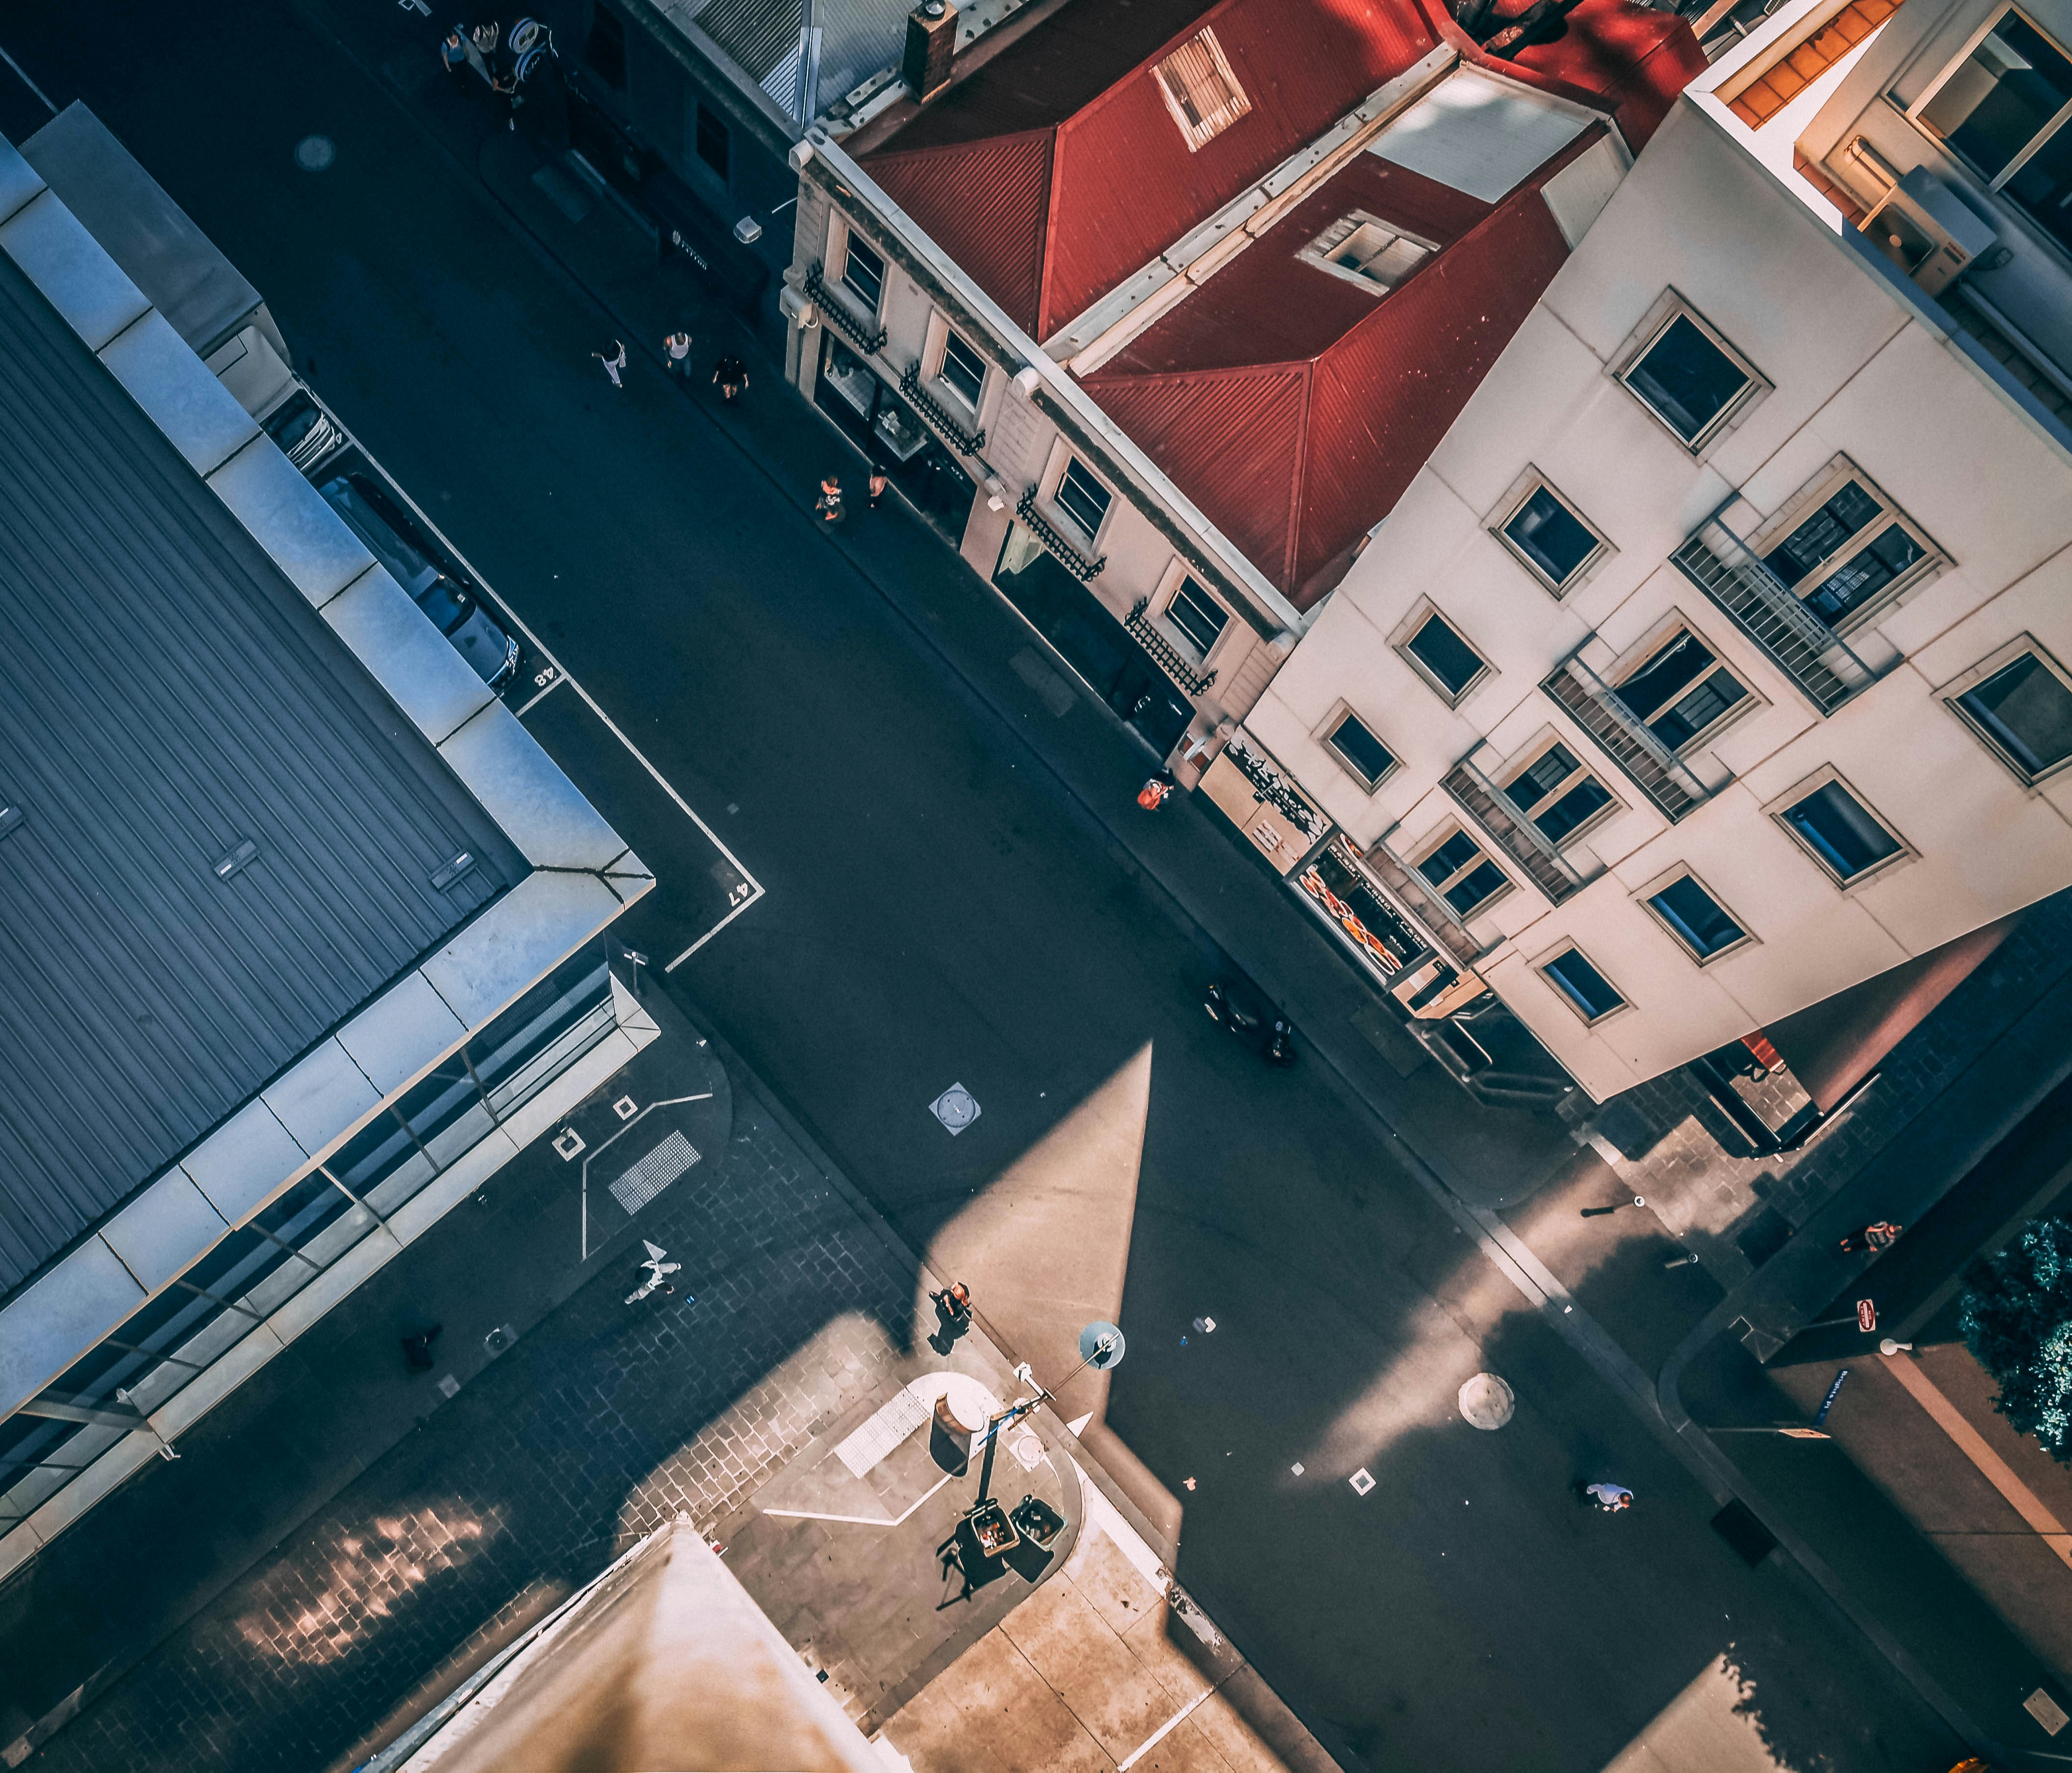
[803,262,887,355]
[1221,730,1326,843]
[1126,599,1216,697]
[1441,758,1585,904]
[1543,655,1712,824]
[1015,486,1105,581]
[898,363,984,456]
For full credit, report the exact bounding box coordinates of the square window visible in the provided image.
[1166,575,1227,655]
[1646,874,1747,960]
[1541,947,1625,1022]
[1778,780,1903,882]
[1503,743,1614,844]
[1950,648,2072,782]
[1325,712,1396,788]
[841,236,886,313]
[1621,310,1757,449]
[1403,611,1488,702]
[1500,484,1604,593]
[1417,829,1509,918]
[938,330,986,407]
[695,105,730,180]
[1919,13,2072,184]
[1153,27,1250,150]
[1759,469,1937,629]
[1614,630,1749,751]
[1054,458,1112,539]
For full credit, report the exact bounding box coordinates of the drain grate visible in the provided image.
[608,1130,699,1215]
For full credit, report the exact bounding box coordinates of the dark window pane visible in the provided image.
[1167,576,1227,654]
[1419,830,1482,886]
[1407,615,1484,696]
[1504,488,1598,586]
[2004,112,2072,253]
[1649,876,1745,957]
[1800,524,1926,625]
[1764,480,1882,587]
[1626,314,1750,443]
[939,332,986,406]
[1616,632,1716,721]
[252,1170,351,1252]
[842,238,885,311]
[1506,744,1581,810]
[1055,460,1112,537]
[1648,668,1748,750]
[1921,15,2072,180]
[1329,715,1395,783]
[1544,949,1624,1019]
[1534,778,1612,843]
[1958,653,2072,778]
[584,5,626,86]
[1445,860,1507,915]
[1783,782,1900,879]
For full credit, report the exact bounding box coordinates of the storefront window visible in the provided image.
[1296,840,1430,984]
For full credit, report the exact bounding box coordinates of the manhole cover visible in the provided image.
[929,1083,981,1134]
[1459,1372,1515,1430]
[483,1324,515,1357]
[294,135,336,172]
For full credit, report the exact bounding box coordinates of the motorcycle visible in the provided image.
[1204,980,1296,1067]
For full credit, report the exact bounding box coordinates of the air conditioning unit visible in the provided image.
[1861,165,1997,297]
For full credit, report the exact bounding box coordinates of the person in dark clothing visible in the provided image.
[1839,1220,1904,1255]
[867,467,890,509]
[713,354,749,402]
[402,1324,443,1372]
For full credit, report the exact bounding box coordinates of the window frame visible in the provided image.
[1297,211,1438,295]
[1907,5,2072,203]
[1766,766,1914,888]
[1746,457,1945,633]
[1050,454,1113,542]
[1317,702,1399,792]
[936,325,987,411]
[1393,598,1493,706]
[1613,293,1769,454]
[1536,942,1629,1025]
[1636,865,1756,965]
[1940,634,2072,785]
[1152,25,1252,151]
[1488,468,1614,598]
[1412,823,1513,921]
[1162,570,1229,659]
[838,228,887,318]
[1610,620,1759,755]
[1499,736,1621,847]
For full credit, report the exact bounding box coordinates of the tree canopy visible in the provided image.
[1961,1215,2072,1463]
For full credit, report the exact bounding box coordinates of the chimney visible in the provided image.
[903,0,957,103]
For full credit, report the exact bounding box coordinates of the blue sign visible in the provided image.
[1815,1368,1850,1427]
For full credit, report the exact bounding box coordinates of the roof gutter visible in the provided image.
[801,132,1311,636]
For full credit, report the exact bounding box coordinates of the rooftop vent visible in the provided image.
[431,850,477,892]
[0,805,21,840]
[1153,28,1250,152]
[214,838,258,880]
[1299,213,1435,292]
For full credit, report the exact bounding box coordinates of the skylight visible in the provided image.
[1153,28,1251,151]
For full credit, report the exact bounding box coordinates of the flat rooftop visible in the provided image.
[0,246,524,1298]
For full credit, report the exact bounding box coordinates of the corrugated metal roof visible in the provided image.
[868,131,1055,334]
[0,249,523,1298]
[692,0,802,85]
[1508,0,1706,152]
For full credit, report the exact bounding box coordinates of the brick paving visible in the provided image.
[27,1090,922,1773]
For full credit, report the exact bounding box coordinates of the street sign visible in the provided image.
[1815,1367,1850,1427]
[1855,1299,1877,1332]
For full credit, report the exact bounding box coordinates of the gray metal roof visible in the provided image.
[19,103,262,359]
[0,246,524,1298]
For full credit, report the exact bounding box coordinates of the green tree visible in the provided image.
[1961,1215,2072,1463]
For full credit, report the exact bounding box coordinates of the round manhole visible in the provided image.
[1459,1372,1516,1430]
[294,135,336,172]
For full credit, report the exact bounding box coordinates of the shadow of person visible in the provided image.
[926,1295,972,1355]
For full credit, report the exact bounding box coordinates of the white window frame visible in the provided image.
[1316,701,1399,793]
[1152,26,1251,151]
[1534,941,1629,1025]
[1410,822,1513,921]
[1297,211,1438,295]
[1154,561,1230,662]
[1608,616,1761,756]
[1635,864,1756,965]
[1612,291,1771,455]
[1045,447,1114,544]
[1939,633,2072,786]
[1745,456,1946,634]
[1907,5,2072,200]
[1391,597,1493,707]
[1765,764,1915,890]
[831,217,887,322]
[924,312,989,415]
[1499,734,1622,848]
[1487,467,1615,599]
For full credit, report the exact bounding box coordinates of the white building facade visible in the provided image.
[1245,0,2072,1103]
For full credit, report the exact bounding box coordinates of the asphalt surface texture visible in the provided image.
[0,8,1966,1771]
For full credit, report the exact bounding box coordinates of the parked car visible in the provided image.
[262,387,346,475]
[319,475,520,689]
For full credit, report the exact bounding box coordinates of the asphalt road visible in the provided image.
[0,11,1960,1770]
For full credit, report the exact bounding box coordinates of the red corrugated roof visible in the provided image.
[867,131,1055,334]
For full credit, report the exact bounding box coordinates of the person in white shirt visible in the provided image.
[663,330,692,377]
[1584,1481,1633,1512]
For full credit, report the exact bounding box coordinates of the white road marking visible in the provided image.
[513,671,567,717]
[760,1472,955,1528]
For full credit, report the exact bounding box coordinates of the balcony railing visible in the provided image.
[1441,759,1585,904]
[1222,730,1327,844]
[898,363,984,456]
[1671,520,1873,715]
[1359,838,1488,970]
[803,262,887,355]
[1016,486,1105,581]
[1543,656,1711,823]
[1126,599,1216,697]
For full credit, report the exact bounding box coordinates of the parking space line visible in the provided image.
[513,670,568,718]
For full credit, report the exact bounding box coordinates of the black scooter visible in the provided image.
[1204,981,1296,1066]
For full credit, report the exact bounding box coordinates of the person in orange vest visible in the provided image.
[1137,770,1174,811]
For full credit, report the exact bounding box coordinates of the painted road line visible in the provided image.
[513,668,568,718]
[760,1473,954,1529]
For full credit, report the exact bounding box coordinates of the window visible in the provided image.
[1503,743,1614,843]
[695,104,730,180]
[584,4,626,87]
[1777,778,1904,883]
[1620,306,1760,449]
[841,235,886,313]
[1541,947,1626,1022]
[1948,646,2072,782]
[1915,9,2072,254]
[1496,480,1608,595]
[1324,712,1397,789]
[1645,873,1748,961]
[1165,575,1227,655]
[1614,629,1749,751]
[1417,829,1511,918]
[1054,457,1112,538]
[1153,27,1251,150]
[1299,213,1434,293]
[1760,468,1936,628]
[938,329,986,407]
[1401,610,1489,703]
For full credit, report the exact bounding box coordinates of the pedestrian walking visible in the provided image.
[1137,769,1175,811]
[440,27,469,74]
[713,354,749,401]
[663,330,692,377]
[867,466,889,509]
[815,475,845,523]
[1582,1480,1633,1512]
[401,1323,443,1373]
[930,1281,973,1323]
[593,339,628,390]
[1839,1220,1903,1255]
